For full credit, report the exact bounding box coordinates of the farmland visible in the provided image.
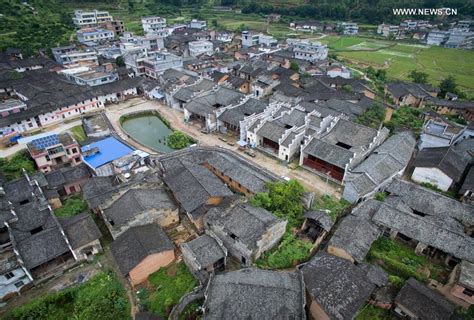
[319,36,474,96]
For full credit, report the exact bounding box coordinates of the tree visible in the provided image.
[408,70,429,84]
[251,180,305,228]
[211,19,218,29]
[115,56,125,67]
[439,76,457,98]
[290,61,299,72]
[167,131,190,149]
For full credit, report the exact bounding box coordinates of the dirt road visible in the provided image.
[105,99,341,197]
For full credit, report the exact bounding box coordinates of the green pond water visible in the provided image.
[121,115,174,153]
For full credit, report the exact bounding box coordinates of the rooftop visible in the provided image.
[81,136,134,169]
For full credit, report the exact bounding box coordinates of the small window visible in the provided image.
[230,233,237,240]
[463,288,474,297]
[30,226,43,235]
[5,272,15,280]
[14,280,24,288]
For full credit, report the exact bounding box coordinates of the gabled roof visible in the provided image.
[184,87,244,117]
[345,132,416,199]
[395,278,454,320]
[218,98,266,127]
[205,204,285,250]
[102,188,176,227]
[162,159,233,213]
[45,163,91,188]
[111,224,174,276]
[412,146,470,183]
[58,212,101,249]
[304,210,334,231]
[302,252,375,320]
[204,268,305,320]
[181,234,225,268]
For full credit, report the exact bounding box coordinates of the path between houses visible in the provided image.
[105,98,341,198]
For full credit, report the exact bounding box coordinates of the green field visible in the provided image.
[322,36,474,96]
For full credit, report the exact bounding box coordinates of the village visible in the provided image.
[0,6,473,320]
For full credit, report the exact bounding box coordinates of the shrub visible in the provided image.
[314,195,350,221]
[0,150,35,181]
[255,232,312,269]
[167,131,191,150]
[54,196,88,218]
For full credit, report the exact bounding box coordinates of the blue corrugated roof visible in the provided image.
[81,137,134,169]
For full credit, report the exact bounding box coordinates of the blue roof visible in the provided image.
[81,137,134,169]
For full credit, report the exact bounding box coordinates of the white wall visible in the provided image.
[412,167,453,191]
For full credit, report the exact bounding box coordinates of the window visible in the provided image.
[30,226,43,235]
[4,272,14,280]
[463,288,474,297]
[230,233,237,240]
[14,280,24,288]
[335,141,352,149]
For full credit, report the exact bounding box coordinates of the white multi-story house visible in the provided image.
[287,38,328,61]
[142,52,183,79]
[216,31,234,42]
[189,19,207,30]
[241,31,260,47]
[52,48,99,66]
[340,22,359,35]
[77,28,115,44]
[72,10,113,28]
[189,40,214,57]
[427,30,450,45]
[60,67,118,87]
[377,24,400,37]
[141,16,167,34]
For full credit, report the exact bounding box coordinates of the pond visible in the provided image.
[121,114,174,153]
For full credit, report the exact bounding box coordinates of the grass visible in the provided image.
[327,36,474,96]
[385,106,425,136]
[142,262,197,318]
[367,237,449,284]
[6,271,130,320]
[0,150,35,181]
[70,125,87,144]
[355,304,393,320]
[313,195,350,221]
[53,196,88,218]
[255,231,313,269]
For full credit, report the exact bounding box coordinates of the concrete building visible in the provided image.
[287,38,328,61]
[377,23,400,37]
[77,28,115,44]
[60,67,118,86]
[188,40,214,57]
[141,16,167,35]
[72,10,113,28]
[340,22,359,35]
[427,30,450,45]
[142,52,183,79]
[241,31,260,48]
[27,133,82,173]
[52,46,98,66]
[189,19,207,30]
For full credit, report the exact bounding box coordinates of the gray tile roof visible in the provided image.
[184,87,244,117]
[205,204,284,250]
[45,163,91,188]
[302,252,375,320]
[372,202,474,262]
[11,202,71,269]
[304,210,334,231]
[102,187,176,227]
[412,146,470,183]
[257,121,287,142]
[204,268,305,320]
[328,201,381,263]
[385,178,474,226]
[162,159,233,213]
[303,138,353,168]
[110,224,174,276]
[460,167,474,194]
[345,132,416,199]
[395,278,454,320]
[181,234,225,268]
[218,98,266,127]
[58,212,101,249]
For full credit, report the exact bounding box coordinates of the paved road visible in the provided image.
[0,120,82,158]
[105,98,341,198]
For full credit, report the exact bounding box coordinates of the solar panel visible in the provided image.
[31,134,60,150]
